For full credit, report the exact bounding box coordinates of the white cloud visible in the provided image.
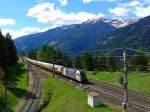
[108,7,129,17]
[27,2,105,26]
[82,0,117,3]
[82,0,92,3]
[121,0,141,7]
[134,6,150,17]
[108,0,150,17]
[2,27,50,39]
[59,0,68,6]
[0,18,16,26]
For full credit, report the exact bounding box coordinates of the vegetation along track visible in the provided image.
[16,63,42,112]
[88,79,150,112]
[29,64,150,112]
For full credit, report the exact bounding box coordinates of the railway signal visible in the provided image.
[118,76,124,85]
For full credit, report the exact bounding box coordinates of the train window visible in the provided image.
[80,71,87,79]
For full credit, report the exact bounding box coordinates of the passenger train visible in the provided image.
[26,58,88,83]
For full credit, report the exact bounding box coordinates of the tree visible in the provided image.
[0,31,18,71]
[28,50,37,60]
[0,31,7,70]
[93,55,107,71]
[82,52,94,71]
[73,56,83,69]
[105,53,117,71]
[31,45,73,67]
[129,54,148,71]
[62,53,72,67]
[5,33,18,66]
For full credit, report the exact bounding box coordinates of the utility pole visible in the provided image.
[122,48,128,112]
[53,56,55,78]
[27,62,29,86]
[65,60,67,69]
[0,69,7,112]
[4,75,8,112]
[72,61,75,70]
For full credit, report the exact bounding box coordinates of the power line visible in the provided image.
[128,64,148,70]
[126,54,150,57]
[80,55,123,58]
[126,40,150,46]
[126,48,150,55]
[81,48,124,53]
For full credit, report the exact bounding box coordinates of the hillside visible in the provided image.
[15,20,116,55]
[90,16,150,51]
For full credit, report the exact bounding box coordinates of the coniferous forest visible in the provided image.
[0,30,18,72]
[26,45,150,72]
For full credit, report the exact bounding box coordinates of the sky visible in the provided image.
[0,0,150,39]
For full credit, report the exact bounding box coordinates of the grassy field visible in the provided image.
[42,75,120,112]
[87,71,150,93]
[0,62,27,111]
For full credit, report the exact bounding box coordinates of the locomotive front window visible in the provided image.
[80,71,87,79]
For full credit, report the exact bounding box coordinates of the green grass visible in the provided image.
[87,71,120,85]
[0,62,28,111]
[87,71,150,93]
[42,75,120,112]
[127,72,150,93]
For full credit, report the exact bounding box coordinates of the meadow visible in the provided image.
[87,71,150,93]
[42,75,120,112]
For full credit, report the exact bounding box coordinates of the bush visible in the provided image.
[93,69,98,75]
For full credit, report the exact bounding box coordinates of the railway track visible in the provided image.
[90,79,150,104]
[31,65,150,112]
[88,79,150,112]
[16,64,42,112]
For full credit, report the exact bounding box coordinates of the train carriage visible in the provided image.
[25,58,88,83]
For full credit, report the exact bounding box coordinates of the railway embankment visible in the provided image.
[36,66,121,112]
[36,64,150,112]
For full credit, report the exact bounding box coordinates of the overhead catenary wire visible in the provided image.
[81,48,124,53]
[126,40,150,46]
[126,48,150,55]
[127,64,149,71]
[81,47,150,57]
[80,46,150,57]
[126,54,150,57]
[80,55,123,58]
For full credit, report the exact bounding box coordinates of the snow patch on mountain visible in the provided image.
[84,18,139,28]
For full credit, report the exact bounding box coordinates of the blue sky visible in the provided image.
[0,0,150,39]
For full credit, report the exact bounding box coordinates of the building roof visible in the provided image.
[88,92,99,97]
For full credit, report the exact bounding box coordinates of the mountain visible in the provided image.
[102,18,139,28]
[84,18,138,28]
[89,16,150,51]
[15,19,116,55]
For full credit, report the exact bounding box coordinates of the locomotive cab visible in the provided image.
[76,70,88,83]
